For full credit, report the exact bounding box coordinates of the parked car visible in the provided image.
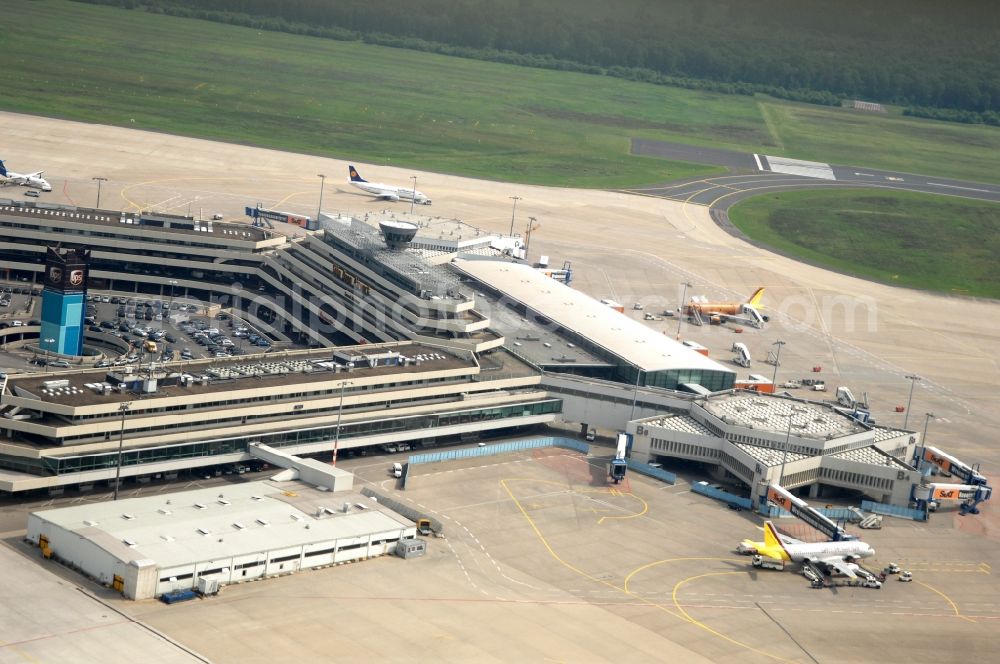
[48,360,71,368]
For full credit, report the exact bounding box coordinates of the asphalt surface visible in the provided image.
[627,139,1000,209]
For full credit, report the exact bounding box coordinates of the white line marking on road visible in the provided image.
[927,182,992,193]
[753,153,763,171]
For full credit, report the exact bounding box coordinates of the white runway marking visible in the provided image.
[753,153,763,171]
[927,182,992,193]
[765,156,836,180]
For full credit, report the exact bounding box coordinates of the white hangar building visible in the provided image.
[27,479,417,600]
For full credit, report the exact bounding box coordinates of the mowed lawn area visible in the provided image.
[0,1,998,187]
[729,190,1000,299]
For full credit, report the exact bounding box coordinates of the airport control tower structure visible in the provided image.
[40,246,90,357]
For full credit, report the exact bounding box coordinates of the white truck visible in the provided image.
[751,555,785,571]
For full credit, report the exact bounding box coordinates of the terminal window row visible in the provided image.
[650,437,720,459]
[725,432,811,456]
[819,467,893,491]
[718,451,753,485]
[65,377,459,424]
[779,467,821,489]
[41,399,563,475]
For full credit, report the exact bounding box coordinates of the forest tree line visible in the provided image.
[76,0,1000,125]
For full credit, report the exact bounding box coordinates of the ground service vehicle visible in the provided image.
[751,555,785,570]
[392,462,403,478]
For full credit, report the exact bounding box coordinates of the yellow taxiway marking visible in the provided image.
[502,477,646,525]
[501,479,794,663]
[917,580,976,623]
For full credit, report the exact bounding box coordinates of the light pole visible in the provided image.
[903,374,921,429]
[316,174,326,222]
[524,216,536,256]
[675,281,692,339]
[508,195,521,237]
[42,337,55,367]
[922,412,935,446]
[770,340,786,387]
[332,380,353,466]
[166,279,178,322]
[409,176,417,215]
[113,401,131,500]
[92,177,107,209]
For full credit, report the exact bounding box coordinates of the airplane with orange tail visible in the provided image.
[685,287,767,327]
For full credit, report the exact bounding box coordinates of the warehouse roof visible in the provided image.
[451,260,734,374]
[30,481,412,568]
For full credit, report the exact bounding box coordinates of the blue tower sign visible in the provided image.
[40,246,90,357]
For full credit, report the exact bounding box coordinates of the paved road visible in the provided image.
[628,139,1000,209]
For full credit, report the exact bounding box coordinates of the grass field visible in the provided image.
[729,190,1000,299]
[0,1,999,188]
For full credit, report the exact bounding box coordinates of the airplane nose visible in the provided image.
[867,547,875,557]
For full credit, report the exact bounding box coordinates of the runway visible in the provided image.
[628,139,1000,209]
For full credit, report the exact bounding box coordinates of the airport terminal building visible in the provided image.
[1,199,936,510]
[628,391,921,505]
[0,343,559,493]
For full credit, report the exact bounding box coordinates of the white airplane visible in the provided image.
[742,521,875,578]
[0,159,52,192]
[348,165,431,205]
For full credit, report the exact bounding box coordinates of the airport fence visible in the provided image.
[360,487,444,535]
[625,460,676,485]
[862,500,928,521]
[407,437,589,465]
[691,482,754,510]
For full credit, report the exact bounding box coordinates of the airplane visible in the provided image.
[742,521,875,578]
[0,159,52,192]
[348,165,431,205]
[684,287,766,327]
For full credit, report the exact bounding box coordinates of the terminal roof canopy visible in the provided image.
[452,260,733,375]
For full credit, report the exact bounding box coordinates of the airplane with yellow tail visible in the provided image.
[740,521,875,578]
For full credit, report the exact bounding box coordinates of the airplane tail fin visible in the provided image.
[348,165,366,183]
[746,287,765,307]
[0,160,6,177]
[763,521,783,549]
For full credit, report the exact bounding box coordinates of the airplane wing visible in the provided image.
[26,171,43,178]
[820,557,858,579]
[376,193,400,202]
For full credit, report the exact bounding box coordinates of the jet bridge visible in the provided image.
[764,484,857,541]
[609,432,629,483]
[914,446,992,514]
[914,483,993,515]
[916,446,987,485]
